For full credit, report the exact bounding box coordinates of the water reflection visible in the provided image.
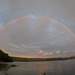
[0,59,75,75]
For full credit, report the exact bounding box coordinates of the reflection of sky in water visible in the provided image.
[4,59,75,75]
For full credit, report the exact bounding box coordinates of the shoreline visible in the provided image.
[12,56,75,62]
[0,63,16,71]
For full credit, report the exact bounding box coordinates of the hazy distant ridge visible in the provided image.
[12,56,75,62]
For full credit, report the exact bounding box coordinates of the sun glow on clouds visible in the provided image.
[38,50,43,54]
[36,49,74,56]
[43,52,53,56]
[43,53,48,55]
[56,51,61,54]
[0,15,75,57]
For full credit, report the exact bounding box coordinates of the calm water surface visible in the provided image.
[0,59,75,75]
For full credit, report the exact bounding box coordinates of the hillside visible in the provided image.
[12,56,75,62]
[0,49,75,62]
[0,49,13,62]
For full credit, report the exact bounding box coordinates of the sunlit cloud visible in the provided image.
[43,52,53,56]
[38,50,43,54]
[43,53,49,55]
[48,52,53,55]
[56,51,60,54]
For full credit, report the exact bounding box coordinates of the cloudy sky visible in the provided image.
[0,0,75,58]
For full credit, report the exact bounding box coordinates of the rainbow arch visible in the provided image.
[1,15,75,38]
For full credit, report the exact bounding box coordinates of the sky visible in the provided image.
[0,0,75,58]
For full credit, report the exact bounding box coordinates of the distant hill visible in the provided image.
[0,49,13,62]
[12,56,75,62]
[0,49,75,62]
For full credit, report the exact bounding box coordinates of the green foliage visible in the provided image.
[0,49,13,62]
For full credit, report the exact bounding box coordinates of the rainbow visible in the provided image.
[1,15,75,38]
